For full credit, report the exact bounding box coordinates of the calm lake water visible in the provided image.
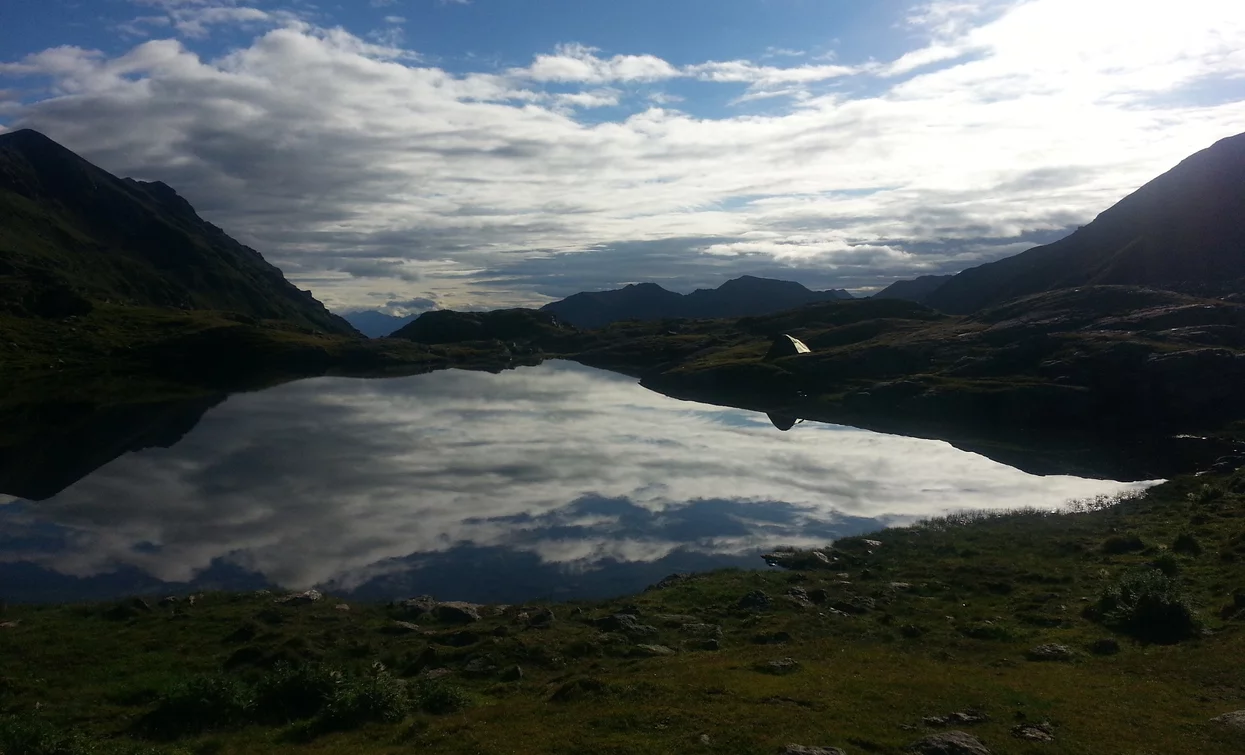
[0,361,1152,603]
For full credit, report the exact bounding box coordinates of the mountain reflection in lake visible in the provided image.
[0,361,1153,603]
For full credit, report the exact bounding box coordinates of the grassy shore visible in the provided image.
[2,470,1244,755]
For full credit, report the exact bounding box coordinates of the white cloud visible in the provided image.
[2,0,1244,309]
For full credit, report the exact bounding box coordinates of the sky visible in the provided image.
[2,1,1244,314]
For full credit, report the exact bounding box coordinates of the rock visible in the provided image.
[435,602,482,623]
[590,614,658,637]
[688,638,721,651]
[890,582,913,590]
[1089,638,1120,655]
[906,731,991,754]
[786,587,814,608]
[782,746,846,755]
[926,711,988,727]
[334,604,350,612]
[1012,723,1055,742]
[807,588,830,605]
[738,590,772,610]
[654,613,700,626]
[757,658,800,675]
[462,655,499,677]
[422,668,453,680]
[383,621,422,635]
[527,608,555,626]
[810,550,832,565]
[0,621,19,629]
[500,665,524,682]
[647,573,692,591]
[831,597,874,615]
[158,596,179,607]
[633,644,676,657]
[275,590,321,606]
[1026,643,1076,662]
[699,734,712,745]
[436,630,481,647]
[680,623,723,638]
[397,595,438,616]
[1211,710,1245,731]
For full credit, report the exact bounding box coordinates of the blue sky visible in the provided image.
[2,1,1244,313]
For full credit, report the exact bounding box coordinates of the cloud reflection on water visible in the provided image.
[0,362,1153,602]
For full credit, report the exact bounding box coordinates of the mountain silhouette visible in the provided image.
[0,129,356,334]
[541,275,853,328]
[872,274,952,303]
[341,310,419,338]
[924,131,1245,313]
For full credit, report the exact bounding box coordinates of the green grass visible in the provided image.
[2,470,1244,754]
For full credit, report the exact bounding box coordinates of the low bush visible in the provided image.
[253,662,339,723]
[1090,569,1200,643]
[0,716,96,755]
[318,664,409,730]
[1101,534,1146,554]
[411,677,470,715]
[143,674,254,737]
[1171,532,1203,555]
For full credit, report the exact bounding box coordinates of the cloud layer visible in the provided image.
[2,0,1244,310]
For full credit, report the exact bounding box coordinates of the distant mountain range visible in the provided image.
[886,132,1245,313]
[341,311,418,338]
[540,275,853,328]
[0,129,355,335]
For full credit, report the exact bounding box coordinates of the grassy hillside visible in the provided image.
[2,469,1244,754]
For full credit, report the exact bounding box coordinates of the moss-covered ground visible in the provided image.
[3,469,1244,754]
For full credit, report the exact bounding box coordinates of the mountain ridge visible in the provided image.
[540,274,853,328]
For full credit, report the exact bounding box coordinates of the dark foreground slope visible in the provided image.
[0,129,354,334]
[2,468,1244,755]
[541,275,853,328]
[926,132,1245,313]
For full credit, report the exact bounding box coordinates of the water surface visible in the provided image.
[0,361,1150,603]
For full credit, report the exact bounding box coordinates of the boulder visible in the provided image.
[1012,723,1055,742]
[756,658,801,675]
[906,731,991,755]
[500,665,524,682]
[1026,643,1076,662]
[782,747,846,755]
[275,590,322,606]
[383,621,422,635]
[590,614,658,637]
[1211,710,1245,731]
[435,602,482,623]
[633,644,676,657]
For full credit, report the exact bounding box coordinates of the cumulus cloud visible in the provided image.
[1,0,1244,309]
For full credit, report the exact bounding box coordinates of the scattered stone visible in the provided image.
[926,711,989,727]
[689,638,721,651]
[906,730,991,755]
[863,539,883,549]
[383,621,422,635]
[1089,638,1120,656]
[699,734,712,745]
[756,658,801,675]
[0,621,19,629]
[253,590,271,597]
[787,587,814,608]
[158,596,179,607]
[1012,723,1055,742]
[500,665,524,682]
[275,590,321,606]
[782,746,846,755]
[654,613,700,626]
[1026,644,1076,662]
[738,590,772,610]
[590,614,658,637]
[810,550,832,566]
[681,623,724,638]
[334,604,350,612]
[831,597,874,615]
[435,602,483,623]
[1211,710,1245,731]
[633,644,676,657]
[462,655,499,677]
[890,582,913,590]
[422,668,453,680]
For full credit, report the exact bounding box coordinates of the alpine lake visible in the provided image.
[0,361,1154,604]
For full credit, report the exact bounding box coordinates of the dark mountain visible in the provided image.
[872,274,952,303]
[540,275,853,328]
[341,310,419,338]
[926,132,1245,314]
[0,129,356,335]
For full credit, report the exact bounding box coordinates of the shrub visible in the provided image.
[144,674,254,736]
[253,662,339,723]
[0,716,96,755]
[1091,569,1200,643]
[411,677,470,715]
[1101,534,1146,555]
[1151,552,1181,577]
[318,664,409,730]
[1171,532,1203,556]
